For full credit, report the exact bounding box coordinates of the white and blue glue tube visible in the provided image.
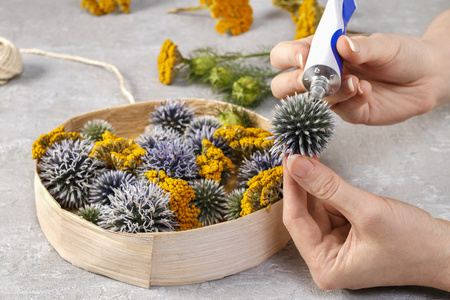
[302,0,357,101]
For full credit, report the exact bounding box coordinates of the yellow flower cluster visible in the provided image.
[203,0,253,35]
[240,166,283,217]
[158,39,186,85]
[214,125,274,157]
[271,0,303,14]
[32,126,82,160]
[146,170,201,231]
[293,0,322,40]
[196,139,235,183]
[80,0,130,16]
[89,131,146,172]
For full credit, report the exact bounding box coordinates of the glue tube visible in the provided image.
[302,0,357,101]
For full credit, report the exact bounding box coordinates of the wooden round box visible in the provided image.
[34,98,291,288]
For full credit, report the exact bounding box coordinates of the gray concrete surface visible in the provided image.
[1,0,450,299]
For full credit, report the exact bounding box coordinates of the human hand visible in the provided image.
[283,154,450,290]
[270,11,450,125]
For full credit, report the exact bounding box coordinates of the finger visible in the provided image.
[286,154,376,220]
[330,80,372,124]
[270,37,313,70]
[324,75,360,106]
[282,159,323,253]
[337,34,402,67]
[271,69,306,99]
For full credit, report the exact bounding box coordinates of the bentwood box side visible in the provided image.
[34,98,291,288]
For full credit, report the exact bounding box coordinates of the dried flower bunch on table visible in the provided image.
[32,99,286,234]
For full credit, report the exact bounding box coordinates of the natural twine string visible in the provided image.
[0,37,135,104]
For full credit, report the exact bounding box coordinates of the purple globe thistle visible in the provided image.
[191,178,227,226]
[150,99,195,134]
[184,115,223,137]
[137,139,199,180]
[38,139,103,209]
[136,124,183,152]
[269,93,335,158]
[185,125,232,157]
[238,150,282,187]
[89,170,137,205]
[97,180,177,233]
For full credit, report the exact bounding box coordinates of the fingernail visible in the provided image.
[357,83,364,95]
[298,53,304,69]
[287,154,314,178]
[346,77,355,92]
[344,36,359,53]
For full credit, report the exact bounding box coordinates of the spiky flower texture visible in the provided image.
[191,179,227,226]
[89,170,137,205]
[224,188,245,221]
[78,204,102,225]
[150,99,195,133]
[81,119,115,142]
[270,93,334,158]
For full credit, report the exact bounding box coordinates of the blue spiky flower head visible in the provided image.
[81,119,115,142]
[269,93,335,158]
[224,187,246,221]
[89,170,137,205]
[190,178,227,226]
[150,99,195,133]
[185,125,232,157]
[137,139,199,180]
[38,139,103,209]
[136,124,183,152]
[97,180,177,233]
[238,150,282,187]
[184,115,223,137]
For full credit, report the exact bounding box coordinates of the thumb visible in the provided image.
[286,154,372,219]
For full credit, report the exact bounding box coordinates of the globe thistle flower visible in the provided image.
[38,139,101,210]
[89,131,146,173]
[191,179,227,226]
[89,170,137,205]
[269,93,335,158]
[97,180,177,233]
[150,99,195,134]
[185,125,232,157]
[158,39,187,85]
[80,0,130,16]
[238,150,282,187]
[81,119,115,142]
[77,203,103,225]
[146,170,201,231]
[137,139,199,180]
[184,115,223,137]
[240,166,283,217]
[224,188,246,221]
[136,124,183,152]
[32,126,82,160]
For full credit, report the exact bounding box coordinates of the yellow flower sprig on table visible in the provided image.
[81,0,131,16]
[196,139,235,183]
[32,126,82,160]
[240,166,283,217]
[89,131,146,172]
[214,125,274,158]
[168,0,253,36]
[146,170,201,231]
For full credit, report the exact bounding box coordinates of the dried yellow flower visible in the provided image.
[214,125,273,157]
[80,0,131,16]
[146,170,201,231]
[196,139,234,183]
[32,126,82,160]
[240,166,283,217]
[294,0,322,40]
[157,39,186,85]
[89,131,145,172]
[209,0,253,35]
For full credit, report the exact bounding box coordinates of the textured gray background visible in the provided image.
[1,0,450,299]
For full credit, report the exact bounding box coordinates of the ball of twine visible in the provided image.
[0,37,23,85]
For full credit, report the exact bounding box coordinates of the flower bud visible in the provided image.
[232,76,261,106]
[209,66,234,90]
[189,56,216,77]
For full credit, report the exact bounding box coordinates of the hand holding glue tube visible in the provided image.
[302,0,357,101]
